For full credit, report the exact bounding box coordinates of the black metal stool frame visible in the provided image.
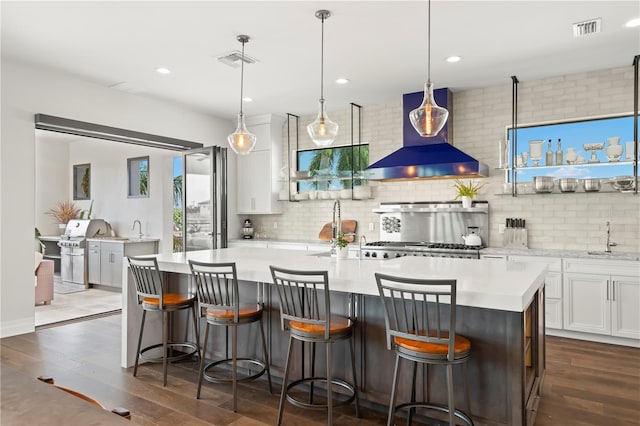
[375,272,473,426]
[270,265,360,426]
[128,256,200,387]
[189,260,272,412]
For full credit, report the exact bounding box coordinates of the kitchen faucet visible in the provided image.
[605,221,617,253]
[359,235,367,259]
[132,219,143,239]
[331,200,341,245]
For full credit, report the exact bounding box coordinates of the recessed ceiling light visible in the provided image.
[336,78,350,84]
[446,56,461,63]
[242,97,253,102]
[625,18,640,28]
[155,67,171,74]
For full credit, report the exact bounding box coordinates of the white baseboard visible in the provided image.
[546,328,640,348]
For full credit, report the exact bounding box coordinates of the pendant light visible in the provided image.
[227,35,257,155]
[409,0,449,137]
[307,10,338,147]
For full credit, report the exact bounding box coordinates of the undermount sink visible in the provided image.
[587,251,612,255]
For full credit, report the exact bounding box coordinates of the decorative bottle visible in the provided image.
[555,138,563,165]
[545,139,554,166]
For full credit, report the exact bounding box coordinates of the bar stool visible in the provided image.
[189,260,272,412]
[375,273,473,426]
[269,266,360,426]
[128,256,200,387]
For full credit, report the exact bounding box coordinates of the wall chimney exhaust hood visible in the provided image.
[364,89,489,181]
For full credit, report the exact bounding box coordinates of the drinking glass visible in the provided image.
[521,151,528,167]
[528,140,543,166]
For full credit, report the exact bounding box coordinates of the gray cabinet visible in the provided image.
[87,241,101,284]
[87,240,158,289]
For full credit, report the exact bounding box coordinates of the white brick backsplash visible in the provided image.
[247,66,639,253]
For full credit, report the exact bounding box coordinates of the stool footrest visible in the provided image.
[395,402,474,426]
[285,377,356,411]
[140,342,198,363]
[202,358,267,384]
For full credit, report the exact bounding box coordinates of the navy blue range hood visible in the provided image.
[364,88,489,181]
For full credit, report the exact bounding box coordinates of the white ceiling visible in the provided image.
[3,1,639,120]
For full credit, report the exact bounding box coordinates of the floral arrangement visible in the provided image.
[453,179,486,199]
[46,200,80,224]
[335,232,350,249]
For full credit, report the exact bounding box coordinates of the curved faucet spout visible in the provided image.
[132,220,143,239]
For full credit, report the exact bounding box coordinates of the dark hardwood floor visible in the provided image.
[1,314,639,425]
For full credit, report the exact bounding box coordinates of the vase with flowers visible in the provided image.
[334,232,350,259]
[46,200,81,231]
[453,179,486,208]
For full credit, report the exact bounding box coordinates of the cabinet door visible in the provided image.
[237,150,275,214]
[88,244,101,284]
[545,299,562,329]
[611,275,640,339]
[563,273,610,335]
[100,243,124,288]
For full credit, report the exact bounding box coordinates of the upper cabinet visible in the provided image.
[236,114,285,214]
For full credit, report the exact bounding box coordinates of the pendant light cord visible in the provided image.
[427,0,432,85]
[320,13,325,102]
[239,38,246,115]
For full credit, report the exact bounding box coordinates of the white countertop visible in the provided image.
[151,247,547,312]
[481,247,640,261]
[86,237,159,243]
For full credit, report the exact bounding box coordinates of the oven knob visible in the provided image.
[395,253,401,258]
[364,252,370,257]
[383,253,389,259]
[372,252,377,258]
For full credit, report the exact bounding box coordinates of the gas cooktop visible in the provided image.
[362,241,486,260]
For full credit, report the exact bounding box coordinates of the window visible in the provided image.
[73,163,90,200]
[128,156,149,197]
[296,144,369,191]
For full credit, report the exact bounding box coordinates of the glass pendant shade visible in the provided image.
[307,99,338,147]
[228,113,256,155]
[409,82,449,137]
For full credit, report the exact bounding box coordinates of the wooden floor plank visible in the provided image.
[1,315,639,425]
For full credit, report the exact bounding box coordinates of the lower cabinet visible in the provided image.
[563,258,640,339]
[88,240,158,289]
[509,255,562,330]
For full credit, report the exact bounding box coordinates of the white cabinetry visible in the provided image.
[88,240,158,289]
[563,258,640,339]
[509,255,563,330]
[236,114,284,214]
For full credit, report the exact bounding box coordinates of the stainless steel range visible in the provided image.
[362,201,488,260]
[58,219,108,287]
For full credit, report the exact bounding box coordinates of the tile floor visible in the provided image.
[35,285,122,327]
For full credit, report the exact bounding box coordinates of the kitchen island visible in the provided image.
[122,247,547,426]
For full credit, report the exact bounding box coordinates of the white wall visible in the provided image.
[0,58,236,337]
[251,66,640,254]
[35,138,69,236]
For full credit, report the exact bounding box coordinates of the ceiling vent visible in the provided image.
[573,18,601,37]
[216,50,258,68]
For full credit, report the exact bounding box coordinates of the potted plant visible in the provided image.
[335,232,350,259]
[453,179,486,208]
[46,200,81,231]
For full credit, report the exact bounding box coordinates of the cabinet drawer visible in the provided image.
[100,242,124,254]
[563,258,640,277]
[88,242,101,250]
[509,255,561,272]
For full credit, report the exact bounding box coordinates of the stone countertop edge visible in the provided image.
[150,247,547,313]
[86,237,160,243]
[230,238,640,261]
[481,247,640,261]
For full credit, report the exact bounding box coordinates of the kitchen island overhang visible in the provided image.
[121,247,547,426]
